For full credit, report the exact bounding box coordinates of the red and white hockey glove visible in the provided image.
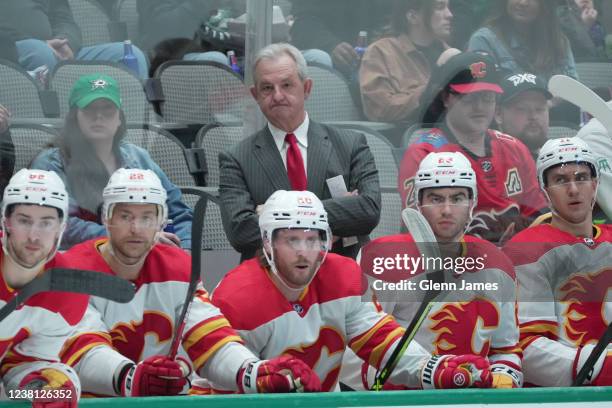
[120,355,191,396]
[237,356,321,393]
[19,368,78,408]
[421,354,492,389]
[574,345,612,386]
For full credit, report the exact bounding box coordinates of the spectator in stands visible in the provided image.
[0,0,148,79]
[219,43,381,261]
[467,0,577,82]
[558,0,607,62]
[359,0,456,123]
[399,52,547,244]
[448,0,491,49]
[30,74,192,250]
[138,0,228,68]
[495,71,552,160]
[0,105,14,197]
[289,0,393,75]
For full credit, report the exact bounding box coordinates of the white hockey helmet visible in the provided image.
[415,152,478,205]
[1,169,69,263]
[102,168,168,225]
[259,190,330,247]
[2,169,69,222]
[536,137,598,190]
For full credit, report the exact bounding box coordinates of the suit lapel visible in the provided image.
[253,127,291,190]
[306,122,332,193]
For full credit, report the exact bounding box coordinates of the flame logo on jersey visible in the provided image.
[110,311,174,362]
[429,299,499,355]
[560,270,611,346]
[0,328,30,364]
[283,326,346,391]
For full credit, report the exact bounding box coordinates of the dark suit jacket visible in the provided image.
[219,121,381,260]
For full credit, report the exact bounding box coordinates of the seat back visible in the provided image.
[0,60,46,118]
[195,124,247,186]
[122,125,196,187]
[156,61,251,124]
[10,124,58,171]
[306,63,362,122]
[576,62,612,90]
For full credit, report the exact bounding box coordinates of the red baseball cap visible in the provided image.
[438,52,503,95]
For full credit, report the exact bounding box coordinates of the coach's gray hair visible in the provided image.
[252,43,308,83]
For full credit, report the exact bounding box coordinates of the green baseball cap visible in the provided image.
[68,74,122,109]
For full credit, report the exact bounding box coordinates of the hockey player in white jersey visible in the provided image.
[345,152,522,390]
[60,168,320,396]
[0,169,86,407]
[212,190,494,392]
[504,137,612,386]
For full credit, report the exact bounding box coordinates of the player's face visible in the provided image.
[106,203,159,264]
[545,163,597,224]
[497,91,549,152]
[250,54,313,132]
[419,187,471,242]
[77,99,121,144]
[271,229,324,289]
[5,205,61,268]
[444,91,497,135]
[429,0,453,40]
[507,0,540,25]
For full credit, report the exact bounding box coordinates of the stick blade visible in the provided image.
[401,207,441,259]
[548,75,612,136]
[48,268,135,303]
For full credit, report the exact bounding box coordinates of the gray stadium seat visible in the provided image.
[156,61,251,125]
[0,60,46,118]
[331,124,398,189]
[10,124,58,171]
[123,125,199,191]
[48,61,149,122]
[195,124,247,186]
[67,0,114,47]
[306,63,363,122]
[576,62,612,90]
[371,190,402,240]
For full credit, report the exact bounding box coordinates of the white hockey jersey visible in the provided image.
[342,233,522,389]
[212,254,430,392]
[504,223,612,386]
[60,239,255,396]
[0,250,87,396]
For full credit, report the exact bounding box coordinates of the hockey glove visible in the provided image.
[490,364,522,388]
[19,368,78,408]
[237,355,321,393]
[574,345,612,386]
[421,354,492,389]
[120,355,190,396]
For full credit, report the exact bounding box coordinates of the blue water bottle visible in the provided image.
[164,219,175,234]
[121,40,139,76]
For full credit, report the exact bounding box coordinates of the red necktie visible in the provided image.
[285,133,307,190]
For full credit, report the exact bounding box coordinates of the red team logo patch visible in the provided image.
[560,270,611,346]
[110,312,174,362]
[430,300,499,355]
[469,62,487,79]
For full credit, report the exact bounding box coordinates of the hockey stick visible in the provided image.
[371,208,444,390]
[574,321,612,386]
[0,268,135,322]
[548,75,612,138]
[167,188,209,359]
